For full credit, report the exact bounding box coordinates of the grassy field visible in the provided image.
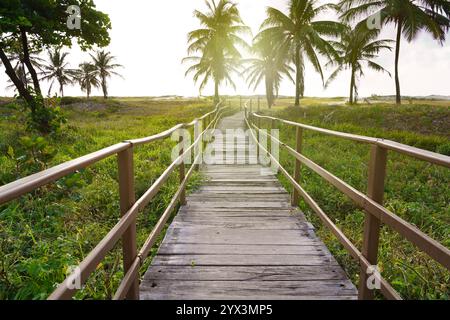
[0,97,216,299]
[254,98,449,299]
[0,96,449,300]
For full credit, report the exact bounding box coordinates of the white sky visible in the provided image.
[1,0,449,98]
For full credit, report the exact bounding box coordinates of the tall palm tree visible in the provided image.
[243,34,294,108]
[338,0,450,104]
[326,23,393,104]
[184,0,251,103]
[41,47,75,97]
[90,50,123,99]
[74,63,100,99]
[260,0,344,107]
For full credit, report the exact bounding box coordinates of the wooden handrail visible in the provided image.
[245,101,450,300]
[0,101,226,300]
[251,112,450,168]
[251,122,450,269]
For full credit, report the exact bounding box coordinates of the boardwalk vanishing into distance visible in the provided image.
[140,112,358,300]
[1,103,448,301]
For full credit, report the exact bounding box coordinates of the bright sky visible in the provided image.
[1,0,449,98]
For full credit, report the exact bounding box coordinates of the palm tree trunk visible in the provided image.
[349,68,355,104]
[395,20,402,105]
[265,76,273,109]
[294,46,302,107]
[214,79,219,104]
[102,76,108,99]
[60,83,64,97]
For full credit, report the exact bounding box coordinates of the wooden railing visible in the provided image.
[243,102,450,300]
[0,102,227,300]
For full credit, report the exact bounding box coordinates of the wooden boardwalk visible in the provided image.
[140,112,357,300]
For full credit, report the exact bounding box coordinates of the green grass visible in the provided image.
[0,97,216,299]
[257,99,450,299]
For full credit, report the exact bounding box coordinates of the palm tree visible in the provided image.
[338,0,450,104]
[184,0,251,103]
[41,47,75,97]
[6,66,32,92]
[243,34,294,108]
[7,50,45,90]
[90,50,123,99]
[260,0,344,107]
[326,23,393,104]
[74,63,100,99]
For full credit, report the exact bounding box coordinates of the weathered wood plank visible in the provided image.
[165,227,317,245]
[140,280,357,300]
[143,265,349,281]
[151,254,337,266]
[157,243,325,255]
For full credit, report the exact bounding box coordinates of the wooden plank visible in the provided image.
[170,220,310,230]
[143,265,349,281]
[151,254,337,266]
[165,227,317,245]
[157,243,324,255]
[140,280,357,300]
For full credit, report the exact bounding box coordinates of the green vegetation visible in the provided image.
[0,98,214,299]
[257,99,449,299]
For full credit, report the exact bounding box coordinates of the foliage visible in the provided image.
[41,48,76,97]
[338,0,450,104]
[326,22,393,104]
[89,50,123,99]
[184,0,251,103]
[243,32,294,108]
[260,0,344,106]
[73,63,100,99]
[0,0,111,133]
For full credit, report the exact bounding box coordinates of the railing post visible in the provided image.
[179,134,187,205]
[249,101,253,124]
[291,127,303,206]
[256,117,261,162]
[118,146,139,300]
[358,145,387,300]
[194,119,201,171]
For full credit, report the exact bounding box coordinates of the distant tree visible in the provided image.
[243,34,294,108]
[74,63,100,99]
[326,23,393,104]
[339,0,450,104]
[260,0,344,107]
[41,48,75,97]
[90,50,122,99]
[184,0,251,103]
